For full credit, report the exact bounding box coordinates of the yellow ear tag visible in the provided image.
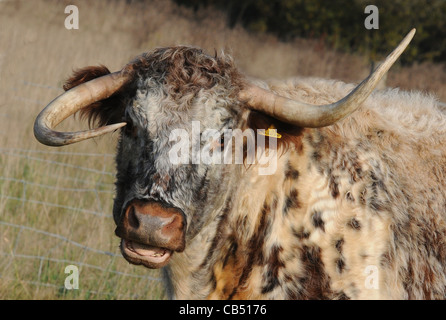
[259,124,282,138]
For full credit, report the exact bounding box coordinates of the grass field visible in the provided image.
[0,0,445,299]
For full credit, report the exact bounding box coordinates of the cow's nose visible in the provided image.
[115,200,186,252]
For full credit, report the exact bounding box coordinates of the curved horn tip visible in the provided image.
[33,121,127,147]
[239,29,416,128]
[34,71,130,147]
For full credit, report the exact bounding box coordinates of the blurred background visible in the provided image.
[0,0,445,299]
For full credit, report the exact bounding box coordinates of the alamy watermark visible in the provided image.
[64,265,79,290]
[168,121,278,175]
[364,5,379,30]
[364,265,379,290]
[65,5,79,30]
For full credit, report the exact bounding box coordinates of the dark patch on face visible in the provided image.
[261,245,285,294]
[312,210,325,232]
[348,218,361,230]
[113,136,156,224]
[283,188,301,215]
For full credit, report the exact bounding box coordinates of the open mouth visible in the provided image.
[120,239,173,268]
[115,199,186,268]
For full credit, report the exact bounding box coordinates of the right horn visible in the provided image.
[34,70,130,147]
[240,29,416,128]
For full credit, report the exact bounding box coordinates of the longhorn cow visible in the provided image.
[34,29,446,299]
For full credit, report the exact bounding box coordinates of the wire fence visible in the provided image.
[0,77,165,299]
[0,146,163,299]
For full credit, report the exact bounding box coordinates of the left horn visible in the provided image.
[239,28,416,128]
[34,71,130,146]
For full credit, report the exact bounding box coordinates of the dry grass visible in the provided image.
[0,0,444,299]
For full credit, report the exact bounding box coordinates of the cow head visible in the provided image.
[33,30,415,269]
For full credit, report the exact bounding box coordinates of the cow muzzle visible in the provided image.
[115,200,186,269]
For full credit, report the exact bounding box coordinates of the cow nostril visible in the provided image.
[127,206,140,229]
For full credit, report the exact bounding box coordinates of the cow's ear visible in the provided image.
[63,65,111,91]
[246,110,304,153]
[63,66,127,128]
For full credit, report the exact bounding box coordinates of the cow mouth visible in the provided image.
[120,239,173,268]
